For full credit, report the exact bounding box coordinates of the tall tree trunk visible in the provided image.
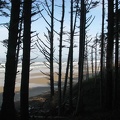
[1,0,20,119]
[105,0,114,110]
[69,0,74,110]
[62,0,78,103]
[100,0,105,109]
[50,0,54,97]
[76,0,86,114]
[58,0,65,116]
[20,0,32,119]
[113,0,119,108]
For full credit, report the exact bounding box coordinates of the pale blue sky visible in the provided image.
[0,0,104,60]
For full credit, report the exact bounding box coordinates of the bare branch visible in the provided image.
[37,35,50,50]
[86,16,95,29]
[40,70,50,76]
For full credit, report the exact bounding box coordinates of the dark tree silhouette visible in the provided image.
[69,0,74,111]
[49,0,55,97]
[105,0,114,110]
[20,0,32,119]
[36,0,55,98]
[100,0,105,109]
[0,0,20,119]
[58,0,65,115]
[76,0,86,114]
[113,0,119,108]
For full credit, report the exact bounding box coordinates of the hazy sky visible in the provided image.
[0,0,103,60]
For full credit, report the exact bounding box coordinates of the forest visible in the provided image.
[0,0,120,120]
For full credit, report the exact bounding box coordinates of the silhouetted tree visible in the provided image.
[1,0,20,119]
[69,0,74,111]
[100,0,105,109]
[36,0,55,97]
[113,0,119,108]
[62,0,78,107]
[58,0,65,115]
[91,45,94,78]
[105,0,114,110]
[49,0,55,97]
[20,0,32,119]
[76,0,86,114]
[94,35,98,85]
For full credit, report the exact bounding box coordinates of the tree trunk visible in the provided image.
[63,49,70,102]
[50,0,54,97]
[69,0,74,110]
[113,0,119,108]
[20,0,32,119]
[58,0,65,115]
[100,0,105,109]
[94,35,98,85]
[91,46,94,78]
[1,0,20,119]
[105,0,114,110]
[76,0,86,114]
[62,0,78,107]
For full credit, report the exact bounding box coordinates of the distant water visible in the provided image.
[0,57,79,87]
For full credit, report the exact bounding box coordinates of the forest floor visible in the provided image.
[15,77,120,120]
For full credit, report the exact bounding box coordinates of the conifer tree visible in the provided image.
[1,0,20,119]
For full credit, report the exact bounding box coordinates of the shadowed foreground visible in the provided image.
[13,77,120,120]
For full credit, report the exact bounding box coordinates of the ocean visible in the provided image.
[0,57,79,88]
[0,57,99,107]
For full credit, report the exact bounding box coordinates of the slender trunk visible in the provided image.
[63,49,70,101]
[86,43,89,80]
[91,46,94,78]
[95,36,97,85]
[15,17,23,78]
[50,0,54,97]
[63,0,78,103]
[69,0,74,110]
[20,0,31,119]
[1,0,20,119]
[58,0,65,115]
[100,0,105,109]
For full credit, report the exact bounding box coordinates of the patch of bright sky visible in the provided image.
[0,0,106,61]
